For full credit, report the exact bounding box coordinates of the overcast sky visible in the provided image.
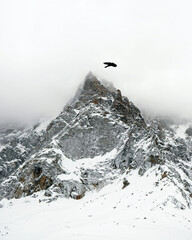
[1,0,192,123]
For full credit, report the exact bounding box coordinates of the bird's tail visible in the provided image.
[104,66,109,68]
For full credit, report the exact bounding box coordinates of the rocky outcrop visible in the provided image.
[0,126,44,183]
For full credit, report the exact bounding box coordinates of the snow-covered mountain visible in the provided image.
[0,72,192,239]
[0,72,192,206]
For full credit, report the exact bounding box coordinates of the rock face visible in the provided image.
[0,72,192,208]
[52,73,145,160]
[0,126,43,182]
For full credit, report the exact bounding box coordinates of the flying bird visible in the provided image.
[103,62,117,68]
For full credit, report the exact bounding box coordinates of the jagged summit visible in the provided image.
[0,73,192,210]
[83,72,114,95]
[68,73,145,126]
[83,71,98,88]
[66,72,112,109]
[84,76,107,95]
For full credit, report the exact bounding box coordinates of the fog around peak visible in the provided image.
[100,79,116,93]
[1,0,192,124]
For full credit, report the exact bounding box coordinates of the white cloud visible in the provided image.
[0,0,192,123]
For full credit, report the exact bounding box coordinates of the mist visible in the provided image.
[1,0,192,124]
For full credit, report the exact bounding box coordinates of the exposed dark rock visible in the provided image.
[186,126,192,136]
[161,172,168,179]
[122,178,130,189]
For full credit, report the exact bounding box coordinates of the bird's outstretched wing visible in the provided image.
[103,62,117,68]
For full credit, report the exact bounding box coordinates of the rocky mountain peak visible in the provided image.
[82,72,111,96]
[68,73,145,127]
[0,73,192,210]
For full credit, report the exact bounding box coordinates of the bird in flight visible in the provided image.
[103,62,117,68]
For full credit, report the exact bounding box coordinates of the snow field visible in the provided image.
[0,169,191,240]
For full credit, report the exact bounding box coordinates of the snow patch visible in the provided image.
[174,124,190,139]
[34,119,52,133]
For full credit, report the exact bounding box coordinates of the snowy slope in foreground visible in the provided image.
[0,169,192,240]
